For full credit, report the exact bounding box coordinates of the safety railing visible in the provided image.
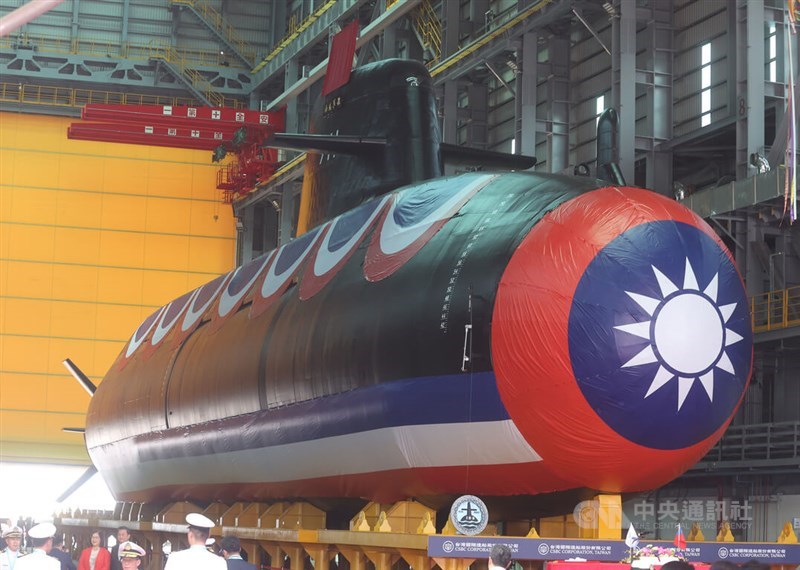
[0,33,246,69]
[0,82,243,110]
[430,0,554,78]
[701,421,800,464]
[751,286,800,333]
[412,0,442,63]
[149,45,225,108]
[256,0,336,69]
[169,0,256,64]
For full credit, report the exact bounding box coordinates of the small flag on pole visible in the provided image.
[674,522,687,550]
[625,523,639,549]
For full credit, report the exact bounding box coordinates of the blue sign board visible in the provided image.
[428,536,800,564]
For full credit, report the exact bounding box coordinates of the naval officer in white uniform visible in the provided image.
[1,525,24,570]
[116,542,145,570]
[164,514,225,570]
[15,523,59,570]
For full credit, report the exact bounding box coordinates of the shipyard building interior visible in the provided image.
[0,0,799,566]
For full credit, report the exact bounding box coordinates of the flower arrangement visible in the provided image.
[622,544,687,568]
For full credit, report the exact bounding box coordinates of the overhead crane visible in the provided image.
[67,103,286,202]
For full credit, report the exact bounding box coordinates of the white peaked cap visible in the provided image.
[118,541,146,558]
[28,522,56,539]
[185,513,215,529]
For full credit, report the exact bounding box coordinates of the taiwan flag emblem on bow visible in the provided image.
[674,523,687,550]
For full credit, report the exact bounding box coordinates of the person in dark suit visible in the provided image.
[488,544,512,570]
[49,535,77,570]
[218,537,255,570]
[109,528,130,570]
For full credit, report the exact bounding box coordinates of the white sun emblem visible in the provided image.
[614,258,744,411]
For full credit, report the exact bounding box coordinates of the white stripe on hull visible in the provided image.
[100,419,541,493]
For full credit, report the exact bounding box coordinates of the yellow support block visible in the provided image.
[301,544,330,570]
[362,549,398,570]
[281,502,327,530]
[778,521,798,543]
[596,494,622,539]
[336,547,367,570]
[688,522,705,541]
[384,501,437,534]
[432,557,474,570]
[373,512,392,532]
[525,527,540,538]
[716,521,735,542]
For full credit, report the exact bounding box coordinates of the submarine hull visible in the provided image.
[87,172,753,503]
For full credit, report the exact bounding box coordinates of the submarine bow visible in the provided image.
[86,173,752,503]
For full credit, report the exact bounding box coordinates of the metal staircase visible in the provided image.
[150,45,224,107]
[412,0,442,64]
[170,0,256,67]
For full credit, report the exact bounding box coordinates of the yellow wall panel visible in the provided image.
[51,264,99,302]
[95,304,149,339]
[96,266,144,305]
[11,151,59,188]
[0,184,13,221]
[50,301,98,339]
[10,186,57,225]
[56,190,104,227]
[3,262,55,298]
[98,231,145,267]
[141,271,189,306]
[57,154,107,192]
[101,193,147,231]
[0,114,18,146]
[191,170,224,201]
[101,158,150,193]
[45,376,91,413]
[0,158,13,185]
[190,201,229,237]
[6,223,55,262]
[0,298,52,336]
[146,197,192,234]
[0,410,47,441]
[0,373,47,410]
[188,236,235,274]
[148,161,193,183]
[0,111,235,465]
[186,272,217,291]
[143,233,190,270]
[14,115,60,148]
[92,140,151,160]
[53,226,101,265]
[0,335,50,374]
[46,338,97,376]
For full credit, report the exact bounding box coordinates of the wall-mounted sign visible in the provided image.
[450,495,488,536]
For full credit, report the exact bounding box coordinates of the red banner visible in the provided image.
[322,20,359,96]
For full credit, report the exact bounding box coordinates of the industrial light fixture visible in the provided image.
[750,152,770,174]
[574,163,591,177]
[212,144,227,162]
[673,181,687,201]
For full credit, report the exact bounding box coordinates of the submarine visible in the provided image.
[84,59,753,506]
